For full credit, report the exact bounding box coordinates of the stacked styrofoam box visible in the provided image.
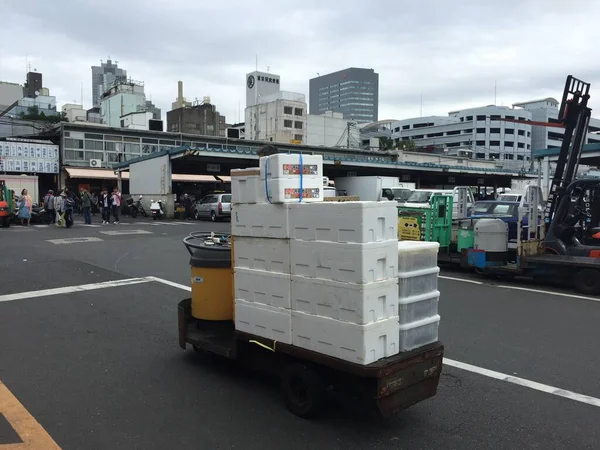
[397,241,441,351]
[233,154,324,344]
[260,154,324,203]
[231,168,266,204]
[288,201,401,365]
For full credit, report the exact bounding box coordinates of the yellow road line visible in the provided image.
[0,381,61,449]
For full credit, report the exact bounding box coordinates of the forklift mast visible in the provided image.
[543,76,592,231]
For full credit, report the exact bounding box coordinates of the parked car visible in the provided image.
[194,193,231,221]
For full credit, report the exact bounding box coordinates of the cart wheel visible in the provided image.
[574,269,600,295]
[281,363,324,419]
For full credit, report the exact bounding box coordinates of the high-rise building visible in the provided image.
[24,71,43,98]
[309,68,379,123]
[91,59,127,108]
[245,71,281,107]
[167,96,228,137]
[100,79,146,128]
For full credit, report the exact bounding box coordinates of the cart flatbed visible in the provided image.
[178,298,444,418]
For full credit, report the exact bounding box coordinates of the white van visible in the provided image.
[404,187,475,219]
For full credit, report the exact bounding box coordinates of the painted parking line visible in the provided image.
[0,380,61,449]
[46,237,104,245]
[0,277,152,303]
[99,230,153,236]
[439,274,600,302]
[444,358,600,409]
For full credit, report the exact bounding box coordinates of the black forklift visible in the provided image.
[471,76,600,294]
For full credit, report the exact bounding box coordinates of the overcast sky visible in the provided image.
[2,0,600,124]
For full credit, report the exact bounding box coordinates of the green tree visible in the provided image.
[378,137,395,150]
[395,139,417,151]
[18,106,68,123]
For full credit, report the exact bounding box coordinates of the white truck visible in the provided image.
[334,176,415,202]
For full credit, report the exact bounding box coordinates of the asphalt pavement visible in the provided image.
[1,216,599,449]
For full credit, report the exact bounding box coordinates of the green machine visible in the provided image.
[397,194,453,249]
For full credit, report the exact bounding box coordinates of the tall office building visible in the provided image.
[91,59,127,108]
[309,68,379,123]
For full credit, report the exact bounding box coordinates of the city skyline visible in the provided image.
[2,0,600,125]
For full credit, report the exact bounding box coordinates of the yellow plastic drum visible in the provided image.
[188,237,233,321]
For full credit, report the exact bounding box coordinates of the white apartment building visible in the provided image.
[100,80,147,128]
[306,111,360,148]
[512,98,600,149]
[245,91,307,144]
[390,105,533,165]
[62,103,87,123]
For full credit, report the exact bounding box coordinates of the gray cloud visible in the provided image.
[2,0,600,124]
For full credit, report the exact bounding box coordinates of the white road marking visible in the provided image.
[99,229,153,236]
[147,276,192,292]
[33,224,49,228]
[444,358,600,409]
[439,275,483,285]
[80,224,102,228]
[0,277,152,303]
[496,285,600,303]
[47,237,104,245]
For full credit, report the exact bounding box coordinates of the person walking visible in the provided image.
[80,188,92,225]
[54,190,65,226]
[43,189,55,224]
[101,189,111,224]
[17,189,32,226]
[111,187,121,224]
[90,192,98,216]
[63,189,75,228]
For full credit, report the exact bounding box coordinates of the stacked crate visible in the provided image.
[232,153,441,365]
[397,241,441,351]
[231,154,324,345]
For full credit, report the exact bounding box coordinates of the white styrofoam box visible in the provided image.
[398,315,440,352]
[231,203,290,238]
[291,276,397,325]
[233,236,290,273]
[398,266,440,299]
[266,176,323,204]
[234,268,291,309]
[292,311,400,365]
[398,290,440,325]
[259,153,323,180]
[290,239,398,284]
[231,168,266,204]
[397,241,440,274]
[235,299,292,344]
[288,201,398,243]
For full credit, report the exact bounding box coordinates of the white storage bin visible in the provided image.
[235,299,291,344]
[288,201,398,243]
[233,236,290,273]
[398,315,440,352]
[290,239,398,284]
[231,203,290,238]
[291,276,397,324]
[259,153,323,179]
[398,290,439,325]
[398,267,440,299]
[292,311,400,365]
[231,168,266,204]
[397,241,440,273]
[266,176,323,204]
[234,268,291,309]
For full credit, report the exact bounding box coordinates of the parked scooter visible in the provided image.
[150,199,164,220]
[127,195,148,218]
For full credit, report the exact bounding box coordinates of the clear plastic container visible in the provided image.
[398,266,440,298]
[397,241,440,273]
[398,290,440,324]
[398,314,440,352]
